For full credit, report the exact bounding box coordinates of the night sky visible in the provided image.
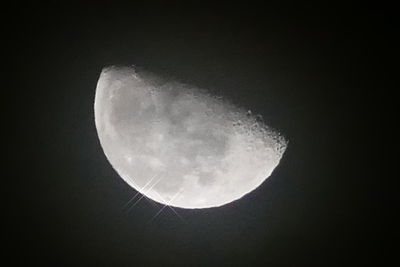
[8,2,395,266]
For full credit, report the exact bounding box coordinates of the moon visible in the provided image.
[94,66,287,209]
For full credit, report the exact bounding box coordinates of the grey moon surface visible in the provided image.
[94,66,287,209]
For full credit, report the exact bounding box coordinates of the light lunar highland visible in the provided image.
[94,66,287,209]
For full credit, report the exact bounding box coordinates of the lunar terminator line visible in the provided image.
[94,66,287,209]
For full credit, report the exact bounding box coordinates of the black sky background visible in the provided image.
[8,2,395,266]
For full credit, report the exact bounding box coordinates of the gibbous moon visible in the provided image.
[94,66,287,209]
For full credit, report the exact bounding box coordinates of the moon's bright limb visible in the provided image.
[94,66,287,209]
